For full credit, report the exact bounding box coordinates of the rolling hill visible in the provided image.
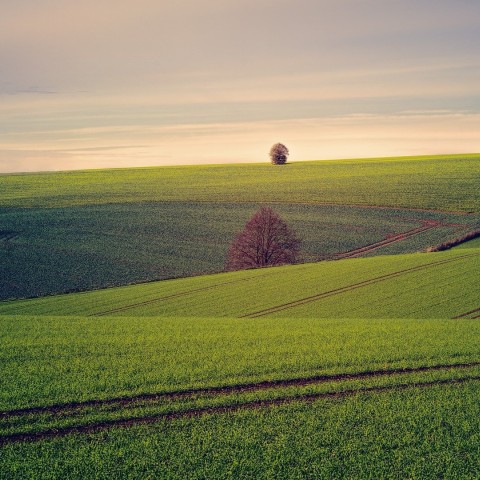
[1,154,479,478]
[1,153,479,300]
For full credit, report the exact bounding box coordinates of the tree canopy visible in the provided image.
[226,207,301,270]
[269,143,289,165]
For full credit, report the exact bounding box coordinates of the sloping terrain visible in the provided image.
[2,274,480,477]
[1,260,479,477]
[1,154,479,211]
[1,154,478,300]
[1,155,479,478]
[1,248,478,319]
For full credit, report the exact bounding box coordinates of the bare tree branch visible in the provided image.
[225,207,301,271]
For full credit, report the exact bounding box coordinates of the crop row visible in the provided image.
[2,312,480,412]
[2,380,479,479]
[1,154,479,212]
[2,248,478,319]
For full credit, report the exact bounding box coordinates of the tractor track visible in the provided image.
[454,307,480,319]
[1,374,479,445]
[91,271,273,317]
[240,251,480,318]
[2,361,479,419]
[93,250,478,319]
[335,221,441,259]
[89,216,475,317]
[0,231,19,243]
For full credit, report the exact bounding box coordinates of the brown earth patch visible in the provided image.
[454,307,480,319]
[335,220,441,259]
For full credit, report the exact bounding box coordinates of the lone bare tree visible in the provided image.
[226,207,301,271]
[269,143,289,165]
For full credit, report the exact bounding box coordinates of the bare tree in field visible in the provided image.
[226,207,301,271]
[269,143,289,165]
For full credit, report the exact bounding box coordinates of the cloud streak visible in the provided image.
[2,111,479,173]
[1,0,479,172]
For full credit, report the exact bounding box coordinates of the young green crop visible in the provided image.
[3,364,479,441]
[455,236,480,249]
[1,153,479,477]
[2,154,478,300]
[2,248,478,319]
[2,314,480,411]
[1,154,479,211]
[2,381,479,479]
[4,201,472,300]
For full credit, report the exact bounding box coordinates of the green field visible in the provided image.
[1,246,480,477]
[1,248,478,319]
[2,312,480,412]
[1,154,479,300]
[1,155,480,478]
[1,154,479,211]
[2,382,479,479]
[455,236,480,249]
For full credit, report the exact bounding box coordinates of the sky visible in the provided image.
[1,0,479,173]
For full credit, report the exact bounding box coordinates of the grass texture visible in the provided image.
[1,154,479,478]
[1,250,479,477]
[1,248,478,319]
[2,380,480,479]
[1,154,479,212]
[1,154,478,300]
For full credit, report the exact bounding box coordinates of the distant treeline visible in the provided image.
[427,229,480,252]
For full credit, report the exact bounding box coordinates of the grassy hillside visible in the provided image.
[455,236,480,249]
[2,248,478,319]
[2,249,480,477]
[1,154,479,478]
[1,154,479,300]
[2,313,479,412]
[1,154,479,211]
[2,247,479,477]
[3,382,479,479]
[1,202,475,300]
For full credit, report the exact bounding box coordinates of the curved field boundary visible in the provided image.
[454,307,480,319]
[240,252,480,318]
[183,199,475,217]
[2,375,479,445]
[335,221,441,259]
[92,271,273,317]
[3,361,479,419]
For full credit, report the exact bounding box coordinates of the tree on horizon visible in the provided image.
[269,143,289,165]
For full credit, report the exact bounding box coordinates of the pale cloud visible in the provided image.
[1,111,479,173]
[1,0,479,172]
[2,0,479,93]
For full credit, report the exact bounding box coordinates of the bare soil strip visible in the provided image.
[3,361,479,419]
[453,307,480,319]
[2,375,479,445]
[241,252,479,318]
[335,221,441,259]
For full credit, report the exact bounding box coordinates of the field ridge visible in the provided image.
[241,251,479,318]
